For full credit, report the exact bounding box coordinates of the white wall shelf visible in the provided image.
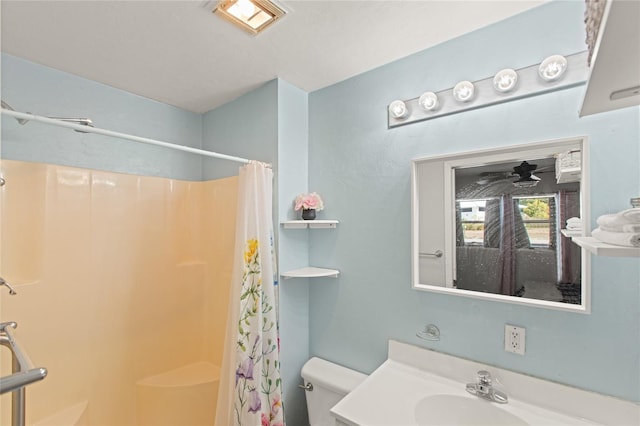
[572,237,640,257]
[281,220,339,229]
[281,267,340,279]
[561,229,582,238]
[280,218,339,279]
[580,0,640,116]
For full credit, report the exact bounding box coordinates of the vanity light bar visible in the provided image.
[388,51,589,128]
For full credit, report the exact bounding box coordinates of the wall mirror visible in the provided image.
[411,137,590,312]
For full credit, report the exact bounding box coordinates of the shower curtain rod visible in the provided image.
[1,108,252,164]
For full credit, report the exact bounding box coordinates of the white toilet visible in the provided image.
[301,357,368,426]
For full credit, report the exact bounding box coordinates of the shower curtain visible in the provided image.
[498,194,517,296]
[215,162,284,426]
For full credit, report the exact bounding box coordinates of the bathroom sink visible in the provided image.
[331,340,640,426]
[414,395,528,426]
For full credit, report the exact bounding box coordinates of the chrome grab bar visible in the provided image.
[1,277,18,295]
[0,364,48,394]
[0,322,48,426]
[419,250,443,258]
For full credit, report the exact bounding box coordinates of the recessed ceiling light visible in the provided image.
[214,0,286,35]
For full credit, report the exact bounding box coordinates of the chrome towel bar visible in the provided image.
[419,250,443,258]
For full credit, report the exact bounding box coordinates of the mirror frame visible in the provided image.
[411,136,591,313]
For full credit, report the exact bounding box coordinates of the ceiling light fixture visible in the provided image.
[214,0,286,35]
[512,176,540,188]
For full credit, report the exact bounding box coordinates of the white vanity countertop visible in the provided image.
[331,340,640,426]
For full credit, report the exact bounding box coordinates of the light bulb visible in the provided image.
[538,55,568,81]
[389,100,409,119]
[236,0,256,18]
[493,69,518,93]
[418,92,439,111]
[453,81,475,102]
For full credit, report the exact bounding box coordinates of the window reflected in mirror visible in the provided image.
[454,157,581,304]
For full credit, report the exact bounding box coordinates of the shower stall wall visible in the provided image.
[0,159,238,425]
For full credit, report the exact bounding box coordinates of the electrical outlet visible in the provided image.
[504,324,526,355]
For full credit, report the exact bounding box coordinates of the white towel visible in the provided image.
[566,217,581,227]
[622,208,640,222]
[596,208,640,231]
[623,224,640,233]
[602,224,640,233]
[592,227,640,247]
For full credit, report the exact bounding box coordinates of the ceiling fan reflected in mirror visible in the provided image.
[512,161,540,188]
[473,160,554,188]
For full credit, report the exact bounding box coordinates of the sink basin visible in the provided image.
[330,341,639,426]
[415,394,528,426]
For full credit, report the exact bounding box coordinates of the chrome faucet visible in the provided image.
[466,370,508,403]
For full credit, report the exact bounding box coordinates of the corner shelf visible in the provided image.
[281,220,339,229]
[571,237,640,257]
[280,218,340,279]
[281,267,340,279]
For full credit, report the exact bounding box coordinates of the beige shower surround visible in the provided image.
[0,160,237,425]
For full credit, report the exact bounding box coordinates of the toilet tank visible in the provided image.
[301,357,367,426]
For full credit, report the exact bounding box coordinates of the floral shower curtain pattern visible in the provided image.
[216,162,284,426]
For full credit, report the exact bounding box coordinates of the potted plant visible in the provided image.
[294,192,324,220]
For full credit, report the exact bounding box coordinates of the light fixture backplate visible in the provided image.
[388,51,588,128]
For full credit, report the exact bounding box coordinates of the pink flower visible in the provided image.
[294,192,324,211]
[261,413,270,426]
[271,395,282,415]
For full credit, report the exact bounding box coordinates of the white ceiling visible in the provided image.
[1,0,546,113]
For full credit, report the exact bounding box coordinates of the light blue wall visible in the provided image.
[201,80,278,180]
[1,54,203,181]
[308,0,640,403]
[276,79,311,425]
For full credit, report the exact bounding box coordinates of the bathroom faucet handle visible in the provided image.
[477,370,491,384]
